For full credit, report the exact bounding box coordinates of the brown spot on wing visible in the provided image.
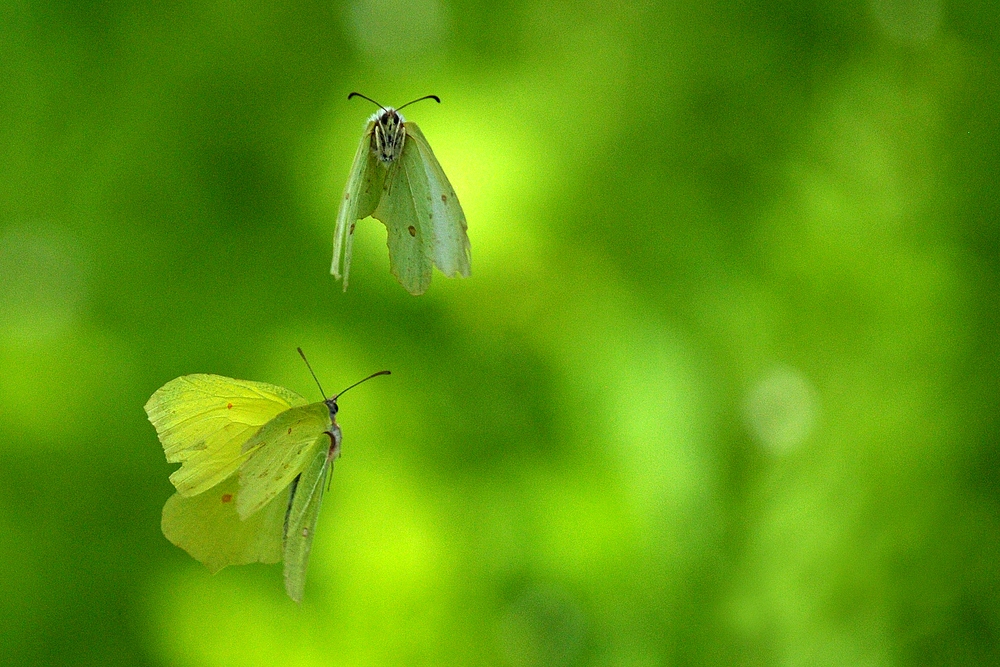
[227,403,233,409]
[408,226,416,237]
[221,493,233,503]
[350,222,356,234]
[441,194,448,203]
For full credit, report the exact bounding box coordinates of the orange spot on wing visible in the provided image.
[227,403,233,409]
[221,494,233,503]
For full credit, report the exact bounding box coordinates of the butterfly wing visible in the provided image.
[145,375,307,497]
[372,143,434,295]
[332,121,387,290]
[236,402,332,520]
[161,474,290,573]
[282,444,334,602]
[404,122,471,280]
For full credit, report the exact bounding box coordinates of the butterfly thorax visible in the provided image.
[370,108,406,163]
[324,398,343,459]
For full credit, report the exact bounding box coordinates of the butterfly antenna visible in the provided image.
[297,347,328,400]
[347,92,387,111]
[334,370,391,400]
[397,94,441,111]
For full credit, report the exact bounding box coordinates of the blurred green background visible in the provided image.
[2,0,999,665]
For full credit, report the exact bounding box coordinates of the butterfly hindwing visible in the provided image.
[332,121,387,290]
[283,446,332,603]
[144,375,308,497]
[404,122,471,280]
[161,473,290,573]
[372,136,434,295]
[236,402,332,520]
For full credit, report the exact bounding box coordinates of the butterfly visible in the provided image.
[144,349,389,602]
[332,92,471,295]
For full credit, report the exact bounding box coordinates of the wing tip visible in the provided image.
[284,579,305,604]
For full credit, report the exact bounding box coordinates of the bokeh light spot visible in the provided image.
[346,0,447,62]
[0,223,88,341]
[743,365,819,453]
[871,0,941,43]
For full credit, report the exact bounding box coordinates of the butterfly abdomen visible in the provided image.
[370,108,406,163]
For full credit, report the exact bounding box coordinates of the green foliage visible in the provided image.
[1,0,999,665]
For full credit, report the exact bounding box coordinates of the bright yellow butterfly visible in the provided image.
[145,350,389,602]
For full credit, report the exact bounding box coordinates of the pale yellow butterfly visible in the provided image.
[332,93,471,295]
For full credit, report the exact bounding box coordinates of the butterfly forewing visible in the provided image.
[145,375,308,497]
[332,121,387,289]
[236,402,332,520]
[405,123,471,279]
[161,474,290,573]
[373,148,435,295]
[283,446,332,603]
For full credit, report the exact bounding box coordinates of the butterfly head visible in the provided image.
[348,92,440,164]
[370,108,406,164]
[295,349,390,461]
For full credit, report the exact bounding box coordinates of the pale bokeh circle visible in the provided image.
[743,365,820,453]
